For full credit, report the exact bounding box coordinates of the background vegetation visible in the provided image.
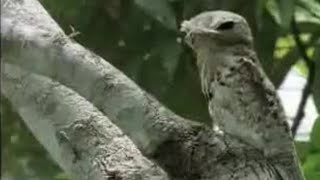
[2,0,320,179]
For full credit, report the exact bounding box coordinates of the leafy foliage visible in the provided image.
[296,117,320,180]
[134,0,177,30]
[1,96,72,180]
[278,0,295,29]
[3,0,320,179]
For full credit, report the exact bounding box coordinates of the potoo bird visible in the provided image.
[181,11,304,179]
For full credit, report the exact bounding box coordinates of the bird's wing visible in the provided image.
[238,57,281,113]
[237,56,291,137]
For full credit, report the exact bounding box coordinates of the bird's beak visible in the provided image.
[180,21,219,35]
[194,29,219,35]
[182,28,219,47]
[180,20,191,33]
[180,20,219,47]
[181,21,219,38]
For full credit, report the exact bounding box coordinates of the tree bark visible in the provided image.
[2,63,169,180]
[1,0,304,179]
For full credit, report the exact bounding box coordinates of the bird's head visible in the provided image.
[180,11,253,50]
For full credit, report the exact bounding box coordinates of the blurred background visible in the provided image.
[1,0,320,179]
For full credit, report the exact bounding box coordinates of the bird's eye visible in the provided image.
[216,21,235,30]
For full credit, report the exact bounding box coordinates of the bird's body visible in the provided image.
[181,11,304,179]
[197,43,292,156]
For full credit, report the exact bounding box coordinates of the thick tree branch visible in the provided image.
[2,63,169,180]
[1,0,198,155]
[290,16,316,137]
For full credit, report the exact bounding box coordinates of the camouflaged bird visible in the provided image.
[181,11,304,179]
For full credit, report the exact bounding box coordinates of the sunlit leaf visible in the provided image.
[296,6,320,34]
[266,0,320,31]
[274,35,295,58]
[265,0,281,25]
[297,0,320,20]
[293,36,314,77]
[296,7,320,25]
[294,60,308,76]
[266,0,294,29]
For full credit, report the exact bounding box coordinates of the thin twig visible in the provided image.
[290,15,316,137]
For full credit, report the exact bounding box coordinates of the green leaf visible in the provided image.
[274,35,295,58]
[295,6,320,33]
[312,45,320,113]
[267,0,297,29]
[294,59,309,77]
[310,117,320,151]
[271,47,300,87]
[295,141,311,163]
[303,153,320,180]
[297,0,320,20]
[266,0,281,25]
[134,0,177,30]
[255,9,278,76]
[256,0,268,27]
[277,0,295,29]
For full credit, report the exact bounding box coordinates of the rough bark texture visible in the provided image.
[2,64,169,180]
[1,0,304,179]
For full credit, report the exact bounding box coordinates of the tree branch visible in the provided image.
[1,0,197,155]
[290,16,316,137]
[2,63,168,180]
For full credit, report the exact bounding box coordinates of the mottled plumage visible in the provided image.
[181,11,304,179]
